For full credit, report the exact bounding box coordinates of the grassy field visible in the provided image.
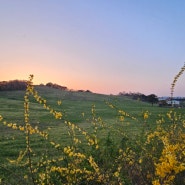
[0,86,170,141]
[0,86,184,184]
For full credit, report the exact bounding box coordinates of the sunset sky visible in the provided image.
[1,1,185,96]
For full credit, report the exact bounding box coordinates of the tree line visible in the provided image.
[119,91,158,105]
[46,82,67,90]
[0,80,68,91]
[0,80,27,91]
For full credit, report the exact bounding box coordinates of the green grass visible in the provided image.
[0,86,181,145]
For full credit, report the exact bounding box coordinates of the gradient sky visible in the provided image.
[1,1,185,96]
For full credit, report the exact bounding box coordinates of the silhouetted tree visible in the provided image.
[46,82,67,90]
[147,94,158,106]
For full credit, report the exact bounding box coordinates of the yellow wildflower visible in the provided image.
[114,171,119,177]
[57,100,62,105]
[152,180,160,185]
[144,111,149,120]
[0,115,3,121]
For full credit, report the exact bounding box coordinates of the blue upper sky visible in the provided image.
[0,0,185,96]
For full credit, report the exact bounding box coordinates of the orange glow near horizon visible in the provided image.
[1,66,184,96]
[0,71,154,96]
[1,68,131,95]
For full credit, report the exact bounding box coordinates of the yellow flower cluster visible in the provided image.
[64,146,86,159]
[65,121,99,149]
[57,100,62,105]
[1,121,47,142]
[50,164,92,184]
[88,155,99,173]
[106,101,137,121]
[143,111,149,120]
[146,110,185,185]
[153,140,185,184]
[0,115,3,121]
[118,110,132,119]
[25,75,62,120]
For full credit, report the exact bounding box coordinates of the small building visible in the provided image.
[158,97,180,107]
[166,100,180,107]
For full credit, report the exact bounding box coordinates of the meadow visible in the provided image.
[0,75,185,185]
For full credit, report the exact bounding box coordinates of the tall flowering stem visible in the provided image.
[171,63,185,100]
[24,74,36,185]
